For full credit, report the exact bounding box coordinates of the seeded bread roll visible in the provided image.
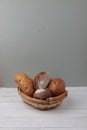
[33,72,51,89]
[14,72,35,97]
[48,78,65,96]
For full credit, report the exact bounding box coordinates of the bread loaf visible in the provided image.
[14,72,35,97]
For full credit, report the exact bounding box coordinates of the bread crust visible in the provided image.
[33,72,51,89]
[48,78,65,96]
[14,72,35,97]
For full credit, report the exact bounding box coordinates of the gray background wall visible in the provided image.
[0,0,87,87]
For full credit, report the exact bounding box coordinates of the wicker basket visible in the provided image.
[18,87,68,110]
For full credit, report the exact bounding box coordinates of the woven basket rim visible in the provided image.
[18,87,68,105]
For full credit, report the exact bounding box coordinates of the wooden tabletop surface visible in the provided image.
[0,87,87,130]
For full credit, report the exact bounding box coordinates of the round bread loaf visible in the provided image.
[14,72,35,97]
[33,72,51,89]
[48,78,65,96]
[33,88,52,100]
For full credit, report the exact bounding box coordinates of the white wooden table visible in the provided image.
[0,87,87,130]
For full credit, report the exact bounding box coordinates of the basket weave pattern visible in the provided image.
[18,87,68,110]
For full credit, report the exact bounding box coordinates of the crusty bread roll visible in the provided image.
[48,78,65,96]
[14,72,35,97]
[33,88,52,100]
[33,72,51,89]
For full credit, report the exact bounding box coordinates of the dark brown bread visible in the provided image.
[33,72,51,89]
[33,88,52,100]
